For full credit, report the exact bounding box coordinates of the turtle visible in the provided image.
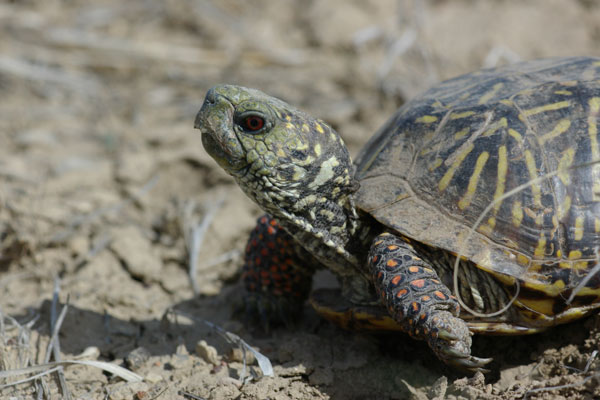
[194,57,600,372]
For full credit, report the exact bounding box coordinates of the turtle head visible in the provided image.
[195,85,356,212]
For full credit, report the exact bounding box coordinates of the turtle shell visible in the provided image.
[354,57,600,319]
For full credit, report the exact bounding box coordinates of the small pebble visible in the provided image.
[196,340,219,365]
[125,347,151,371]
[145,372,163,383]
[228,347,255,364]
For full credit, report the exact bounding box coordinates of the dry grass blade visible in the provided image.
[0,311,38,382]
[44,294,68,364]
[584,350,598,373]
[0,366,62,390]
[0,360,143,386]
[169,309,274,380]
[184,198,224,295]
[44,278,71,400]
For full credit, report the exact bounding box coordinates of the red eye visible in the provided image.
[244,115,265,132]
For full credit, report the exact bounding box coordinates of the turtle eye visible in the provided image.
[242,115,265,132]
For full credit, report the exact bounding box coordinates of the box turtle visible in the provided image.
[194,57,600,372]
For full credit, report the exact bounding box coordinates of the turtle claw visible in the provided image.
[437,328,459,342]
[446,352,493,373]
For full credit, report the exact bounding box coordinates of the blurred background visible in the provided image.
[1,0,600,398]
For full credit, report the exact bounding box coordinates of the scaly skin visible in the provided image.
[242,214,316,330]
[195,84,492,372]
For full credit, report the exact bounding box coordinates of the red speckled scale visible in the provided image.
[242,214,315,328]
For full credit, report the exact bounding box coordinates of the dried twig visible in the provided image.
[167,309,274,381]
[183,198,225,295]
[0,359,143,387]
[44,278,71,400]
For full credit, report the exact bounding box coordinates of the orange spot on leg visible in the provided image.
[410,279,426,289]
[434,290,448,300]
[391,275,404,285]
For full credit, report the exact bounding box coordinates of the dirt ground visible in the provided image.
[2,0,600,399]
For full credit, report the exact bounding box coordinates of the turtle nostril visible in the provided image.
[205,87,217,105]
[195,87,220,129]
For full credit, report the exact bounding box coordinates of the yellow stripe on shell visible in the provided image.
[493,145,508,212]
[508,128,523,143]
[558,195,571,220]
[524,150,542,208]
[458,151,489,210]
[538,119,571,144]
[512,201,524,227]
[519,101,570,120]
[516,253,529,266]
[588,97,600,200]
[454,127,470,140]
[557,148,575,185]
[568,250,582,259]
[574,216,585,241]
[482,117,507,136]
[534,234,546,258]
[478,82,504,105]
[416,115,438,123]
[428,158,443,171]
[450,111,476,119]
[438,143,474,191]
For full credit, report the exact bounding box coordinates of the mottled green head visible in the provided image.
[195,85,355,216]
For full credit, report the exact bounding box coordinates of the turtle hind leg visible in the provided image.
[369,232,492,373]
[242,214,315,331]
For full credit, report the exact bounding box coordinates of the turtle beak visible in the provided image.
[195,87,247,173]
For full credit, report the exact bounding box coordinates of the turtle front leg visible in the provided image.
[242,214,315,330]
[369,232,492,373]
